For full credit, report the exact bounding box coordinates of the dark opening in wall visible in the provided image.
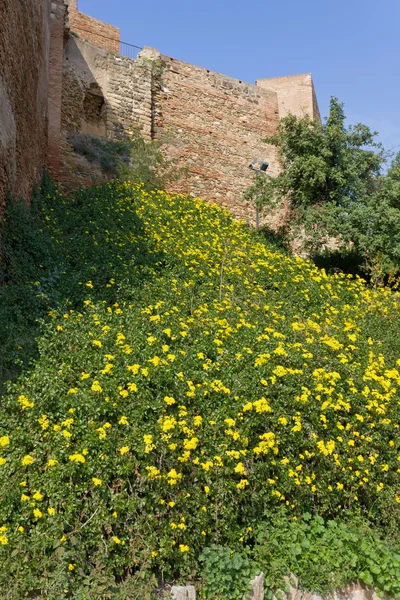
[83,83,106,123]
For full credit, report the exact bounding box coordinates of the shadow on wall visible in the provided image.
[60,37,118,188]
[60,34,155,190]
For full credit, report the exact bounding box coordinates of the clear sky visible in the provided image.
[79,0,400,159]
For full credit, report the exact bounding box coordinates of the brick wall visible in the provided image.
[155,53,281,221]
[60,37,153,187]
[257,73,321,122]
[0,0,51,210]
[58,4,320,225]
[47,0,68,177]
[68,0,120,53]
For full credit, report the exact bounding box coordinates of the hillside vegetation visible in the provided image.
[1,181,400,598]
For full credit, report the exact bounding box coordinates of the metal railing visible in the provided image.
[120,41,143,59]
[72,26,143,59]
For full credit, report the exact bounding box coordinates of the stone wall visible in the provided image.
[0,0,51,209]
[155,53,281,221]
[68,0,120,53]
[47,0,69,177]
[60,37,153,186]
[58,32,320,224]
[57,0,321,224]
[171,575,388,600]
[257,73,321,122]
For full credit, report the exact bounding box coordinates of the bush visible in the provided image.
[69,128,182,190]
[1,181,400,596]
[253,512,400,598]
[199,545,256,599]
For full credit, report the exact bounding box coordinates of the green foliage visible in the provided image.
[199,545,255,600]
[69,127,182,190]
[2,181,400,596]
[0,174,159,391]
[244,98,400,281]
[245,97,382,213]
[254,512,400,599]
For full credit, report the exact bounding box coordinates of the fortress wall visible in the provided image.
[0,0,52,209]
[156,54,281,221]
[47,0,69,177]
[60,37,153,186]
[68,0,120,53]
[257,73,321,122]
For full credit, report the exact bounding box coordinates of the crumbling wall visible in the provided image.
[0,0,51,209]
[60,37,153,187]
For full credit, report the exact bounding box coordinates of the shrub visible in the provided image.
[253,512,400,598]
[199,545,256,599]
[69,128,182,190]
[1,181,400,596]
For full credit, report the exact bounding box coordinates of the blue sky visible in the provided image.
[79,0,400,159]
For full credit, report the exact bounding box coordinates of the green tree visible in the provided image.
[245,97,385,260]
[345,153,400,284]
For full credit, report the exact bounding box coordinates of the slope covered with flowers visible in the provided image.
[1,181,400,594]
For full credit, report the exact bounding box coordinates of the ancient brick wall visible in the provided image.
[68,0,120,53]
[257,73,321,122]
[57,1,321,224]
[155,53,281,221]
[0,0,52,209]
[60,37,153,186]
[59,39,284,222]
[47,0,69,177]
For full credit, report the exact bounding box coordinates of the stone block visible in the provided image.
[247,572,265,600]
[171,585,196,600]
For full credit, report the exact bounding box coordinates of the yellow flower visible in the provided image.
[113,536,121,544]
[119,416,129,425]
[236,479,249,490]
[18,526,24,533]
[68,563,76,571]
[47,459,57,467]
[18,395,34,410]
[0,436,10,447]
[234,462,246,475]
[68,453,86,463]
[120,446,130,455]
[32,491,43,501]
[33,508,43,518]
[164,396,176,405]
[91,381,103,393]
[183,437,198,450]
[92,477,102,486]
[0,535,8,545]
[179,544,190,553]
[22,455,34,466]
